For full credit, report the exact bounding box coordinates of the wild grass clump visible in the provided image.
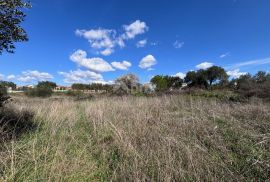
[0,105,35,142]
[0,95,269,181]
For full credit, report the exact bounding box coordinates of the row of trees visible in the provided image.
[71,83,113,92]
[233,71,270,98]
[149,66,228,92]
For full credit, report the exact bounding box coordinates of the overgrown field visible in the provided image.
[1,95,270,181]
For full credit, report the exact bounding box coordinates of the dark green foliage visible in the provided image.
[0,0,31,54]
[0,84,10,107]
[185,70,208,88]
[234,72,270,98]
[0,81,16,90]
[25,86,52,97]
[185,66,228,88]
[206,66,228,86]
[37,81,57,89]
[150,75,183,92]
[71,83,113,92]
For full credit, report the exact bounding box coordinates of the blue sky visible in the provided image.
[1,0,270,85]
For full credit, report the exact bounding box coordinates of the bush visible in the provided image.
[66,90,93,101]
[25,86,52,97]
[0,85,10,107]
[0,106,35,142]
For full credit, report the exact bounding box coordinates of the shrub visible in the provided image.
[0,85,10,107]
[66,90,93,101]
[25,86,52,97]
[0,106,35,142]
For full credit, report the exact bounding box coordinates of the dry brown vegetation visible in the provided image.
[0,95,270,181]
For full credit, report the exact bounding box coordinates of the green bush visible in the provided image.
[25,86,52,97]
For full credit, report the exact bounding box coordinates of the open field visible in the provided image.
[1,95,270,181]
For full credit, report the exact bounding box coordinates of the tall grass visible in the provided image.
[0,95,269,181]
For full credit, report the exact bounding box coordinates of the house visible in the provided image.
[53,86,72,92]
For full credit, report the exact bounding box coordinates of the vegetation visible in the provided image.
[150,75,183,92]
[0,84,9,107]
[72,83,113,92]
[25,86,53,97]
[185,66,227,88]
[37,81,57,90]
[233,71,270,99]
[0,0,31,54]
[0,95,269,181]
[0,81,17,90]
[113,74,140,95]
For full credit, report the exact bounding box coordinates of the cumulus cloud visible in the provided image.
[75,29,116,56]
[58,69,103,84]
[227,69,247,78]
[139,55,157,70]
[70,49,115,72]
[111,61,132,70]
[173,41,184,49]
[174,72,186,79]
[75,20,148,56]
[220,52,230,58]
[196,62,214,69]
[17,70,53,83]
[7,75,15,81]
[123,20,149,39]
[136,39,147,48]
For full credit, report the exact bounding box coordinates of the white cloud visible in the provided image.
[70,50,115,72]
[17,70,53,83]
[100,48,114,56]
[196,62,214,69]
[0,74,4,80]
[227,57,270,69]
[123,20,149,39]
[111,61,132,70]
[139,55,157,69]
[136,39,147,48]
[75,20,148,56]
[174,72,186,79]
[7,75,15,81]
[220,52,230,58]
[59,69,103,84]
[173,41,184,49]
[227,69,247,78]
[75,29,118,56]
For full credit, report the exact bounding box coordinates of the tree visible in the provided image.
[114,74,139,95]
[37,81,57,89]
[150,75,168,92]
[185,70,208,88]
[206,66,228,86]
[0,81,16,90]
[71,83,87,90]
[0,0,31,54]
[151,75,183,92]
[254,71,270,83]
[185,71,197,86]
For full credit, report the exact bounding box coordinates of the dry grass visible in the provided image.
[0,95,270,181]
